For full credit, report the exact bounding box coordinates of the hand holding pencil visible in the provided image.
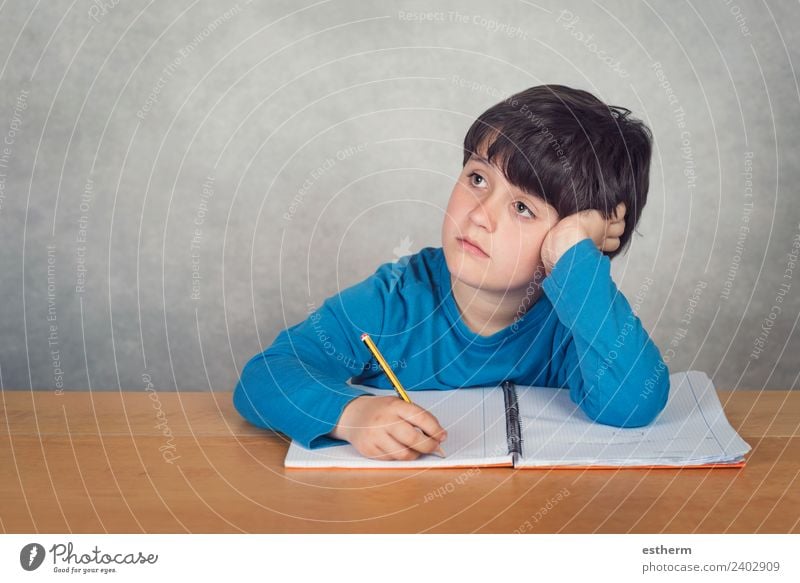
[328,333,447,460]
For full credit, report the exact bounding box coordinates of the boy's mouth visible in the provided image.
[457,236,489,258]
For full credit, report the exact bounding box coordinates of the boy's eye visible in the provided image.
[467,171,485,187]
[514,201,534,219]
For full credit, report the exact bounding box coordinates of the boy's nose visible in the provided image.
[468,195,499,231]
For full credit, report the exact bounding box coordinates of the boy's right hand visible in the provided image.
[330,396,448,460]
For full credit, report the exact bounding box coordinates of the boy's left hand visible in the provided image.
[541,202,626,275]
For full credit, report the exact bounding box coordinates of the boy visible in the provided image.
[233,85,669,461]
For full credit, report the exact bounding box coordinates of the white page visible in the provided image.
[285,386,514,469]
[514,370,751,467]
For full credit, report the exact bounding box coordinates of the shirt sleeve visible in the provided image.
[542,239,670,427]
[232,274,388,449]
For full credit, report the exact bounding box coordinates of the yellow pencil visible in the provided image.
[360,333,446,458]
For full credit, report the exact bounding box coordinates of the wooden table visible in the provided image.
[1,389,798,533]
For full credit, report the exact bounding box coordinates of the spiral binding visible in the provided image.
[502,380,522,458]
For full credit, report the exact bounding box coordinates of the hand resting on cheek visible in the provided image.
[540,202,627,275]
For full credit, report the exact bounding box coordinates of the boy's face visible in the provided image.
[441,152,560,294]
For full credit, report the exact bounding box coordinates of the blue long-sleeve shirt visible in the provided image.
[233,239,670,449]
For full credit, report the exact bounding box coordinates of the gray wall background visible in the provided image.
[0,0,797,394]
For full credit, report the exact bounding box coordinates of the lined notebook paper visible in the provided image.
[284,371,751,469]
[515,371,750,467]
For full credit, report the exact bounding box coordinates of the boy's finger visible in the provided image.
[603,221,619,239]
[368,443,393,461]
[390,422,446,456]
[370,440,414,461]
[377,433,420,461]
[608,220,625,236]
[396,403,447,441]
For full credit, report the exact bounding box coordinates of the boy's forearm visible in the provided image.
[543,240,669,426]
[233,350,373,449]
[234,281,387,448]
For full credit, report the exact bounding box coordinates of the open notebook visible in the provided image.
[284,370,751,469]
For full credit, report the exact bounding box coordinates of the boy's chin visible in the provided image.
[447,262,501,290]
[452,275,527,296]
[447,257,544,294]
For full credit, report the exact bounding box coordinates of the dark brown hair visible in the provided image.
[462,85,652,258]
